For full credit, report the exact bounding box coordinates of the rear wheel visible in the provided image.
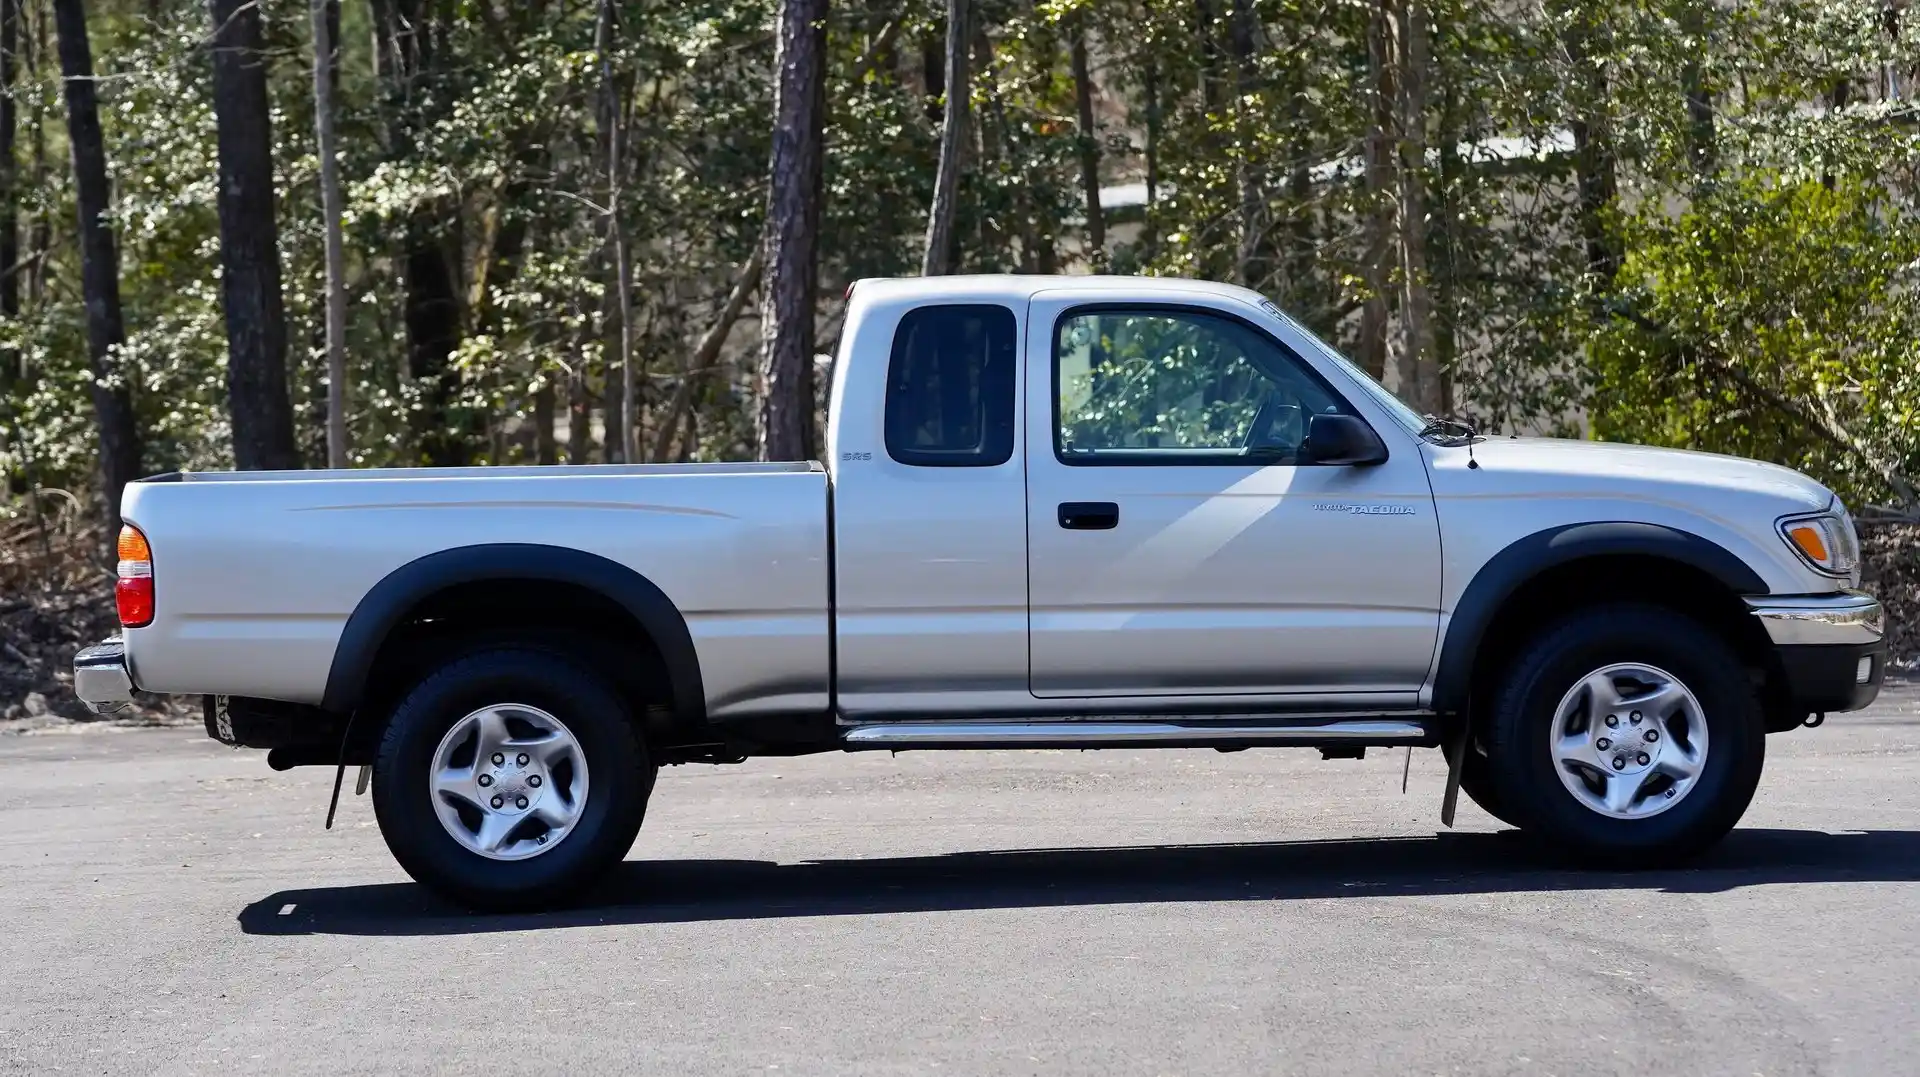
[371,644,653,911]
[1482,604,1764,865]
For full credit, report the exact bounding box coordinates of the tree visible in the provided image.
[310,0,347,468]
[51,0,140,523]
[207,0,300,471]
[595,0,636,463]
[921,0,968,276]
[758,0,826,460]
[1,0,18,338]
[1069,8,1104,270]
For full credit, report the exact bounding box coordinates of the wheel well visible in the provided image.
[1464,555,1792,733]
[356,579,679,749]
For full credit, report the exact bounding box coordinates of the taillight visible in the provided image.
[116,524,155,628]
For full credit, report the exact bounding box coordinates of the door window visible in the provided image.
[1054,307,1351,464]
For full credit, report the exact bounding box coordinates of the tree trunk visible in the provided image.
[311,0,348,467]
[920,0,967,276]
[2,0,18,334]
[1392,0,1441,415]
[1227,0,1265,290]
[1567,12,1619,296]
[1679,3,1714,177]
[533,381,556,464]
[760,0,826,460]
[1142,52,1160,260]
[374,0,466,466]
[206,0,300,471]
[52,0,141,524]
[595,0,636,463]
[24,0,45,309]
[1358,0,1395,382]
[1069,11,1103,270]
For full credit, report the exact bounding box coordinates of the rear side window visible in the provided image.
[883,304,1018,467]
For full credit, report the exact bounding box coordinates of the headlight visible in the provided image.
[1778,507,1860,578]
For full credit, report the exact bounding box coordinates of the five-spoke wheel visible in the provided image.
[1480,603,1765,865]
[371,643,654,911]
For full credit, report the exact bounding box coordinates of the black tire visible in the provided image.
[371,644,653,911]
[1458,748,1522,828]
[1482,603,1764,866]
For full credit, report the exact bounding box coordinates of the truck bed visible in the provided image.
[120,462,831,718]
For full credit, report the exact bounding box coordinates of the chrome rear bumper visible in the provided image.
[73,638,135,716]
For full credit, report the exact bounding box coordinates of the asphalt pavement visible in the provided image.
[3,681,1917,1076]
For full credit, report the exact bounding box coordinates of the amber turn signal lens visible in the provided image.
[117,524,151,563]
[1785,523,1830,565]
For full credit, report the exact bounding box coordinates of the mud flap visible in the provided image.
[1439,723,1468,828]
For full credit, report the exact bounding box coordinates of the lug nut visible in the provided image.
[492,753,505,765]
[477,774,493,787]
[1637,752,1650,765]
[527,775,542,788]
[1605,715,1619,728]
[490,795,504,809]
[1612,757,1627,771]
[516,796,529,809]
[1644,729,1658,742]
[537,834,548,844]
[1630,711,1643,724]
[1597,737,1612,751]
[517,753,529,766]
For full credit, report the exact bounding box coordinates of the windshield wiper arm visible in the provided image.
[1417,414,1478,442]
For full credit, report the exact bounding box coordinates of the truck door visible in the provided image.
[1022,291,1442,705]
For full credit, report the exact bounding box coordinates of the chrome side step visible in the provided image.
[840,718,1435,751]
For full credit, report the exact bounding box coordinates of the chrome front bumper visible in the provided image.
[73,638,135,716]
[1745,590,1885,647]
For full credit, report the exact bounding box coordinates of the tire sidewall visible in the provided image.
[1490,606,1764,858]
[372,647,651,908]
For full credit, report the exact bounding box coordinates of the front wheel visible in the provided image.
[371,645,653,911]
[1481,604,1764,865]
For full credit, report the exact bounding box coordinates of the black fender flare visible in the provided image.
[1430,522,1768,716]
[320,543,705,725]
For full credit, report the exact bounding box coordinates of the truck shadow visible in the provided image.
[236,826,1920,937]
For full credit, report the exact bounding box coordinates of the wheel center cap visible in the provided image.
[1599,718,1662,774]
[481,759,546,812]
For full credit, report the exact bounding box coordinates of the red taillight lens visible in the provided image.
[116,524,154,628]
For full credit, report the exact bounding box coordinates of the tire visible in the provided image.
[1482,603,1764,866]
[371,644,653,911]
[1458,748,1522,828]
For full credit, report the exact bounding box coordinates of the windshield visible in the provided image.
[1256,300,1427,434]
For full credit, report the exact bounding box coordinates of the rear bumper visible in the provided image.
[73,638,136,716]
[1747,591,1886,714]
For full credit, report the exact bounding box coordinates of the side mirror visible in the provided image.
[1301,413,1388,466]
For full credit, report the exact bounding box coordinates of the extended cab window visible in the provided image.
[1055,307,1351,464]
[884,304,1018,467]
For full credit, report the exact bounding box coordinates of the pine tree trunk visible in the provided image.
[1567,11,1619,295]
[1,0,18,335]
[595,0,636,463]
[1227,0,1265,290]
[52,0,141,524]
[920,0,967,276]
[207,0,300,471]
[760,0,826,460]
[374,0,466,466]
[1069,11,1104,270]
[311,0,348,467]
[1359,0,1395,382]
[1392,0,1441,415]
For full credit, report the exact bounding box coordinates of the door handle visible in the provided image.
[1058,502,1119,530]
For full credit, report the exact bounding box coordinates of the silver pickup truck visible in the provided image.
[76,275,1886,910]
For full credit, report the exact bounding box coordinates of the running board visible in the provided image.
[839,718,1436,751]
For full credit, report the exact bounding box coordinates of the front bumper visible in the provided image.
[73,638,136,716]
[1746,590,1886,714]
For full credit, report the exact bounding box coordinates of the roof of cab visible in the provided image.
[845,274,1269,307]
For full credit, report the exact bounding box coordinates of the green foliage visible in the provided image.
[1,0,1918,511]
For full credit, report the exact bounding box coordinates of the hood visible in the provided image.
[1434,436,1836,514]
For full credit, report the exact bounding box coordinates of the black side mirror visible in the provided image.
[1301,413,1388,466]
